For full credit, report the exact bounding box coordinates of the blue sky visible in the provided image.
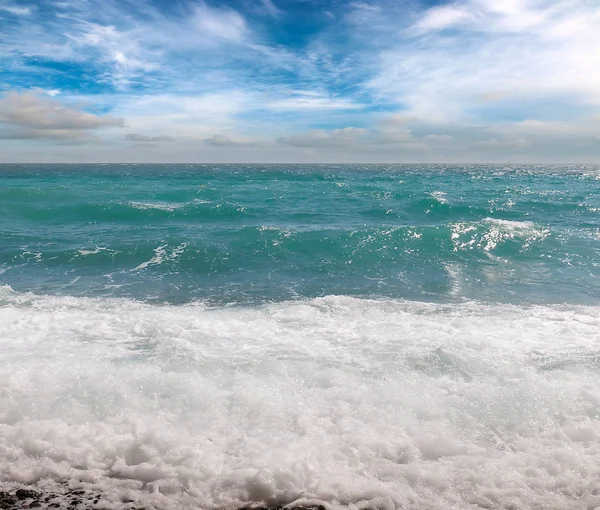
[1,0,599,162]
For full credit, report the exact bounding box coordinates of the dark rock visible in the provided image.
[250,507,327,510]
[0,491,18,509]
[16,489,41,500]
[28,502,41,508]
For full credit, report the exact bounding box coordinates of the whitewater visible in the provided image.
[1,164,599,509]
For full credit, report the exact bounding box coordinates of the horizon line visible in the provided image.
[1,162,599,166]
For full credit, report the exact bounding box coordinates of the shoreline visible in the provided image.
[0,485,328,510]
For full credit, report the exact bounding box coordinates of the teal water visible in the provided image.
[1,164,599,305]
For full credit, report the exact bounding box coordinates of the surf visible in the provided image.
[1,288,600,509]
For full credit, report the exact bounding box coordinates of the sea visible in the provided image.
[0,164,599,509]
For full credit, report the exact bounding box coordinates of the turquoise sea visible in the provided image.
[1,164,599,509]
[1,164,599,304]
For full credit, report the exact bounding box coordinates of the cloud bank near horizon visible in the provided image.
[0,0,599,162]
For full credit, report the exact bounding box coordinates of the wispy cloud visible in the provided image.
[411,4,476,33]
[258,0,281,18]
[0,3,32,16]
[369,0,600,123]
[65,23,160,88]
[266,95,363,111]
[192,2,248,43]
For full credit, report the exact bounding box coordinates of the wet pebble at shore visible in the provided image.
[0,486,145,510]
[0,487,327,510]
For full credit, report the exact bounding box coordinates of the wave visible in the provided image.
[0,196,250,225]
[1,289,599,509]
[450,217,550,252]
[0,219,584,274]
[2,217,597,304]
[1,164,598,303]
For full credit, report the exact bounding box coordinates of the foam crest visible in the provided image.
[77,247,106,256]
[428,191,448,204]
[133,243,187,271]
[1,292,600,508]
[451,217,550,252]
[129,201,186,212]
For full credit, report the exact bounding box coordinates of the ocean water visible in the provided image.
[0,164,599,509]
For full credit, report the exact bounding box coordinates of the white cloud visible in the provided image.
[345,1,385,27]
[204,133,272,147]
[259,0,280,18]
[473,0,549,33]
[350,2,381,12]
[266,96,362,111]
[125,133,173,142]
[2,0,600,161]
[0,92,124,131]
[119,91,252,119]
[0,92,124,144]
[0,4,31,15]
[412,0,551,35]
[279,127,369,147]
[488,118,600,143]
[376,127,415,144]
[110,89,369,142]
[192,2,248,43]
[104,91,264,143]
[369,0,600,123]
[2,1,259,93]
[3,116,599,162]
[424,134,454,142]
[473,137,530,150]
[412,5,476,33]
[204,134,241,146]
[276,122,437,152]
[66,23,159,87]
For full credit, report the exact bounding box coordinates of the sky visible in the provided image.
[0,0,599,163]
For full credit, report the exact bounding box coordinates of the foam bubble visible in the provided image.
[1,290,599,508]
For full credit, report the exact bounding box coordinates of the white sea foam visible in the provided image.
[129,199,213,212]
[133,244,187,271]
[129,201,186,212]
[20,251,43,261]
[428,191,448,204]
[77,247,105,256]
[1,288,600,509]
[451,218,550,252]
